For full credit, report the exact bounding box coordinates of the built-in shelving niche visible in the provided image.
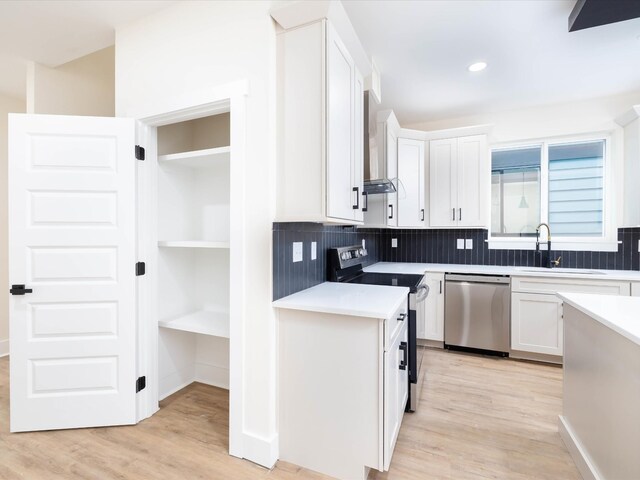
[156,112,231,399]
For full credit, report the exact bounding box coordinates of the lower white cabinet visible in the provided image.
[511,276,631,359]
[383,320,408,470]
[277,300,409,480]
[632,282,640,297]
[511,292,564,356]
[419,272,445,342]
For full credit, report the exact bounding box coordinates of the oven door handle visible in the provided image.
[415,284,429,302]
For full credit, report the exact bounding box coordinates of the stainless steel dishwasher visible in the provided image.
[444,274,510,355]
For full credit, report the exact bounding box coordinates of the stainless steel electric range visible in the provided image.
[327,245,428,412]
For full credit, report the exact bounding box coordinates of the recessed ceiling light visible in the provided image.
[468,62,487,72]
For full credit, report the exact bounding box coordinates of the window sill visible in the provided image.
[487,239,620,252]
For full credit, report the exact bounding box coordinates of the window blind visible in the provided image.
[548,141,604,236]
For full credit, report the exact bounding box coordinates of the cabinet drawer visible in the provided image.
[385,300,408,351]
[511,276,630,296]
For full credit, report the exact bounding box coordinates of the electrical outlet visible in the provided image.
[465,239,473,249]
[638,239,640,253]
[292,242,303,263]
[362,239,366,249]
[392,238,398,248]
[457,239,465,250]
[311,241,317,261]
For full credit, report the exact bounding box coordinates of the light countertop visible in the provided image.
[364,262,640,282]
[272,282,409,319]
[558,293,640,346]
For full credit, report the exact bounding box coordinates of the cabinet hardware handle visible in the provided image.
[452,208,455,221]
[397,312,406,322]
[459,208,462,221]
[399,341,408,370]
[421,208,425,222]
[10,284,32,295]
[389,204,394,219]
[362,191,368,212]
[439,280,442,294]
[352,187,359,210]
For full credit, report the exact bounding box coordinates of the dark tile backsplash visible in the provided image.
[273,223,640,300]
[272,223,382,300]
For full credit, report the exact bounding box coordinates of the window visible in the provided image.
[491,137,608,245]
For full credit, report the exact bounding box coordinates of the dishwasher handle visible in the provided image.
[445,274,510,284]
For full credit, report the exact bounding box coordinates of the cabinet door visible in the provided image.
[421,273,445,341]
[326,22,355,221]
[429,138,457,227]
[457,135,487,227]
[383,323,408,470]
[397,138,425,227]
[386,129,398,227]
[511,292,563,356]
[632,283,640,297]
[352,68,364,222]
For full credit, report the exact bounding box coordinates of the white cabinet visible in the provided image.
[511,292,564,356]
[383,320,408,470]
[277,19,364,224]
[429,135,487,228]
[386,126,399,227]
[511,276,631,359]
[397,138,426,228]
[277,298,409,480]
[632,282,640,297]
[419,272,445,342]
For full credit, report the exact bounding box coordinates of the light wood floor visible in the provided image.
[0,349,579,479]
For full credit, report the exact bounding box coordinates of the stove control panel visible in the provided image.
[328,245,369,281]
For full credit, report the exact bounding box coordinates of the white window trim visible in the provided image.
[488,131,619,252]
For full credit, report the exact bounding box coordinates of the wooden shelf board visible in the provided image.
[158,240,230,249]
[158,146,230,167]
[159,310,229,338]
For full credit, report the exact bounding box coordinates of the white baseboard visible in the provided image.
[195,362,229,390]
[159,366,195,400]
[558,415,601,480]
[0,339,8,358]
[242,431,279,469]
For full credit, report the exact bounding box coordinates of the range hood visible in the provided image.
[363,91,396,195]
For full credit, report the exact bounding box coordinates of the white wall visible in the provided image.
[0,94,26,356]
[405,90,640,142]
[115,0,277,465]
[27,46,114,116]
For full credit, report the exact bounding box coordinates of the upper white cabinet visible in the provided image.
[397,138,426,228]
[429,135,488,228]
[615,106,640,226]
[276,20,364,224]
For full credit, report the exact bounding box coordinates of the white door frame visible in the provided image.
[134,80,248,460]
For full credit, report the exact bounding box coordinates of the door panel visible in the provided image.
[422,273,444,341]
[457,135,486,227]
[353,69,364,222]
[326,22,355,221]
[9,113,137,432]
[511,292,563,356]
[429,138,456,227]
[386,131,398,227]
[397,138,425,227]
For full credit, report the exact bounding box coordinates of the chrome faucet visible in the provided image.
[535,223,552,268]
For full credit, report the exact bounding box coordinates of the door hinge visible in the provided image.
[135,145,145,161]
[136,376,146,393]
[136,262,146,276]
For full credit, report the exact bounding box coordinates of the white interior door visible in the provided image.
[8,113,138,432]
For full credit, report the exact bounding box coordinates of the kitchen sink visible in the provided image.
[515,267,605,275]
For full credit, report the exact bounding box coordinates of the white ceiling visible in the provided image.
[343,0,640,125]
[0,0,176,100]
